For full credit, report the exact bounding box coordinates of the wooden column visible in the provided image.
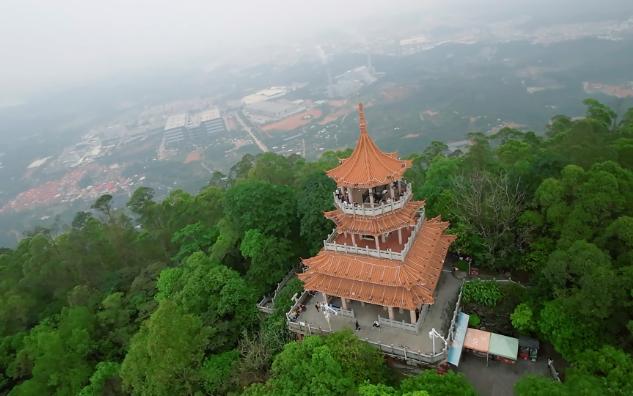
[410,309,417,324]
[388,306,395,320]
[322,292,328,304]
[390,184,395,199]
[341,298,348,310]
[368,187,374,206]
[399,307,403,314]
[374,235,380,251]
[398,228,403,244]
[351,233,356,246]
[347,187,353,204]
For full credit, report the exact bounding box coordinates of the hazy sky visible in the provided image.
[0,0,426,104]
[1,0,632,105]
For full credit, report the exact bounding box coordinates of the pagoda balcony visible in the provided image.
[323,208,425,261]
[333,182,413,216]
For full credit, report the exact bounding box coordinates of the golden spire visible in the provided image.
[358,103,368,135]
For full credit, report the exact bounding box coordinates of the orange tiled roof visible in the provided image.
[326,103,412,188]
[298,217,456,310]
[324,200,425,236]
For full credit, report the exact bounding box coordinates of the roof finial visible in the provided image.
[358,103,368,135]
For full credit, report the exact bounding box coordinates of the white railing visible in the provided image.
[447,281,465,343]
[286,290,312,322]
[323,208,425,262]
[364,339,446,364]
[256,265,301,314]
[378,315,418,332]
[377,304,429,334]
[287,321,447,365]
[257,296,274,314]
[330,305,355,318]
[333,183,413,216]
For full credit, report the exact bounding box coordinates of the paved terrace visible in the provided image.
[290,271,461,355]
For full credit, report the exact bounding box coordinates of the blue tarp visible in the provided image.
[447,312,469,366]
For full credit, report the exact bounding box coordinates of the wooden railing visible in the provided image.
[323,209,425,261]
[333,183,412,216]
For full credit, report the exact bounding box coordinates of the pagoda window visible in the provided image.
[361,234,374,241]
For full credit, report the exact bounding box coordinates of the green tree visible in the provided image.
[297,171,336,255]
[200,350,239,396]
[155,253,256,351]
[9,307,96,396]
[583,98,617,130]
[511,303,535,333]
[171,222,218,262]
[92,194,114,222]
[79,361,122,396]
[120,300,209,396]
[248,152,299,186]
[240,229,294,293]
[399,370,477,396]
[243,330,389,396]
[224,180,297,239]
[537,300,599,360]
[357,382,398,396]
[514,375,567,396]
[95,292,134,361]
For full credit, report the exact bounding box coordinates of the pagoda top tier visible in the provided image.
[326,103,412,188]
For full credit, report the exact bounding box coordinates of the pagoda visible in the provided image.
[298,103,455,327]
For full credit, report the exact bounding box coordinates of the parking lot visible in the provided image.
[456,353,550,396]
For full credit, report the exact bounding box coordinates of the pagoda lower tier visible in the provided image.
[299,216,456,311]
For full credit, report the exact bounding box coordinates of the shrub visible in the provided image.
[511,303,534,333]
[468,314,481,327]
[462,279,502,307]
[456,259,469,272]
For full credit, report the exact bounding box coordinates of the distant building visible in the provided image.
[399,35,430,55]
[163,107,225,149]
[244,99,306,125]
[327,65,377,98]
[241,86,288,105]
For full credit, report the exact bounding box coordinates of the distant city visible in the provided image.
[1,11,633,247]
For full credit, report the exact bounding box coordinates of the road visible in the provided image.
[234,112,270,153]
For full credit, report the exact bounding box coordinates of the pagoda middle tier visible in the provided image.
[325,199,425,236]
